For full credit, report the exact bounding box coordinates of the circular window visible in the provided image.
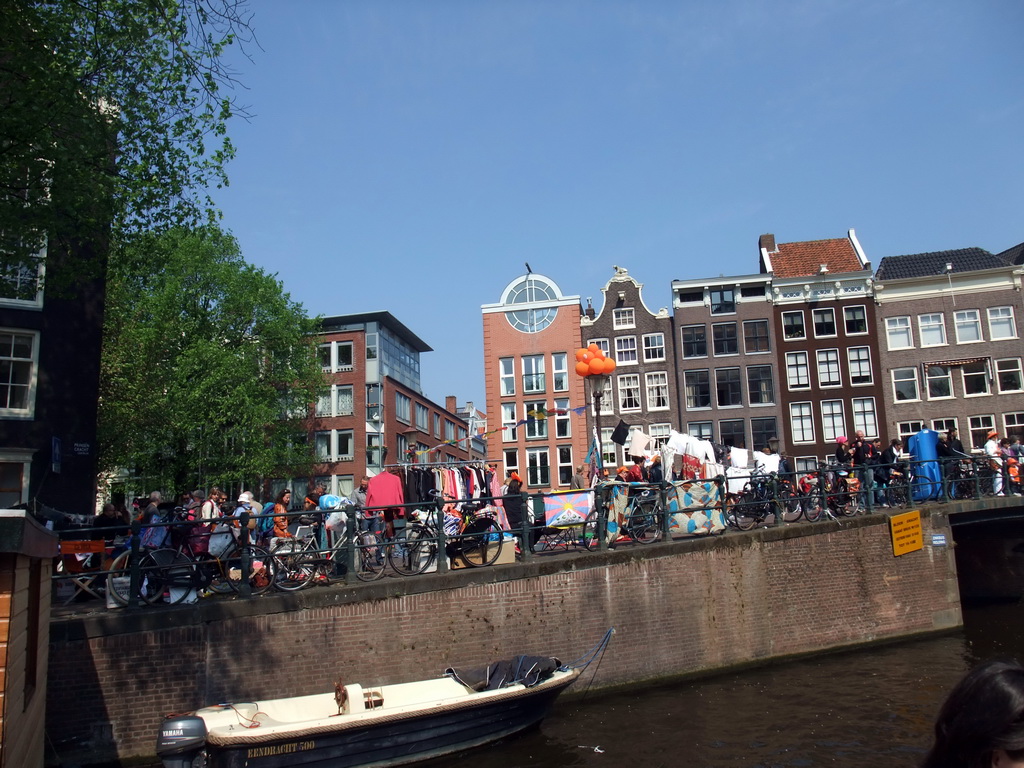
[502,275,560,333]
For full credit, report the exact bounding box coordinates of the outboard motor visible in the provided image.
[155,715,207,768]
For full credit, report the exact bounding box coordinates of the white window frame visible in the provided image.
[820,400,846,442]
[501,404,518,442]
[954,309,983,344]
[336,429,354,461]
[847,346,873,385]
[0,329,39,419]
[782,311,806,341]
[552,352,568,392]
[617,374,641,412]
[527,447,551,487]
[816,349,842,388]
[524,401,548,439]
[786,351,810,390]
[642,333,666,362]
[852,398,878,439]
[988,306,1016,341]
[554,397,571,438]
[996,358,1024,394]
[612,307,635,329]
[843,305,868,336]
[926,365,954,400]
[962,360,990,397]
[556,445,573,487]
[790,402,814,444]
[886,316,913,350]
[812,308,837,338]
[587,338,610,356]
[645,371,670,411]
[892,367,920,402]
[614,336,638,365]
[918,313,947,347]
[522,354,545,393]
[968,415,995,451]
[499,357,515,396]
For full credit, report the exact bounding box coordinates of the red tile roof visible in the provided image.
[770,237,863,278]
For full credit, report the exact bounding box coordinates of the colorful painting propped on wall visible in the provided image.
[666,480,726,535]
[542,491,592,527]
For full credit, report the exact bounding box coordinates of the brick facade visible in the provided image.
[47,512,960,763]
[482,274,589,489]
[583,267,679,467]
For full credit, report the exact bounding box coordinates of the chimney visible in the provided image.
[445,395,457,412]
[759,233,777,253]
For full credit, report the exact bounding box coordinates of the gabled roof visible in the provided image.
[770,237,863,278]
[996,241,1024,266]
[875,247,1003,281]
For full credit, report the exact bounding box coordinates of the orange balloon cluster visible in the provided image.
[574,344,617,377]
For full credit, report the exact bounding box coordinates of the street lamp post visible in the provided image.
[574,345,616,475]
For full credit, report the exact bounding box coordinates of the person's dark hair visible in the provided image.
[275,488,292,506]
[506,477,522,495]
[921,658,1024,768]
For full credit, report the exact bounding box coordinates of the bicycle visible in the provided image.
[388,493,504,576]
[884,465,911,508]
[620,484,664,543]
[821,463,860,518]
[106,513,276,606]
[270,515,386,590]
[729,472,800,530]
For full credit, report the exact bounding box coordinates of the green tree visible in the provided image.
[99,226,324,492]
[0,0,250,291]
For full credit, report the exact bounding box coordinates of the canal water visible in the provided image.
[121,601,1019,767]
[438,601,1023,768]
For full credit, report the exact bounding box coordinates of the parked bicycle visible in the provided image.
[106,509,276,606]
[270,513,386,590]
[729,471,800,530]
[388,493,504,576]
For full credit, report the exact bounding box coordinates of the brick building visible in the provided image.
[580,266,679,467]
[481,273,588,490]
[760,231,884,471]
[671,271,780,455]
[303,311,469,499]
[874,247,1024,449]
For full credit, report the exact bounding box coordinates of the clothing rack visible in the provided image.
[381,459,500,470]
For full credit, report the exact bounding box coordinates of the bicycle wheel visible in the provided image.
[582,510,600,551]
[140,549,196,605]
[388,524,435,576]
[270,540,320,591]
[887,483,909,509]
[802,496,822,523]
[731,492,759,531]
[459,517,504,567]
[353,531,389,582]
[105,550,135,606]
[777,487,802,523]
[215,544,276,595]
[626,499,662,544]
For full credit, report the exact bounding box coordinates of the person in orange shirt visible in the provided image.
[272,488,293,539]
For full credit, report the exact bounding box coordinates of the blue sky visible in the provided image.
[215,0,1024,409]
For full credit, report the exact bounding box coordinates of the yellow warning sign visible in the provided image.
[890,510,923,556]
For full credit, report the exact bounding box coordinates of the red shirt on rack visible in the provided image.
[366,471,405,518]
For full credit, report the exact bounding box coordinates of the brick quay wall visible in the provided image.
[47,510,960,764]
